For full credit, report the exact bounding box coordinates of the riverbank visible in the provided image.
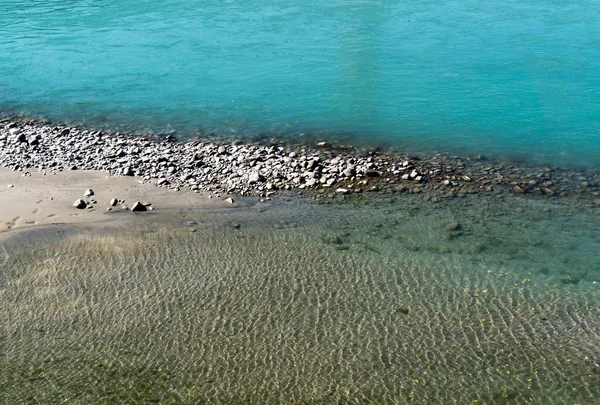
[2,119,600,210]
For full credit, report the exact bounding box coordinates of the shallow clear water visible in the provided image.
[1,1,599,166]
[2,195,599,403]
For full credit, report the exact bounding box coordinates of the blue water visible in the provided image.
[1,1,599,166]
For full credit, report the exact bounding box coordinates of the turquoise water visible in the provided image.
[1,1,599,166]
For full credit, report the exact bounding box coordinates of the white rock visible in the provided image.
[248,172,264,183]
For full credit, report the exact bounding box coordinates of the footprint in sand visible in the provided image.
[7,216,20,229]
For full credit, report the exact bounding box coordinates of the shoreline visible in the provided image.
[1,118,600,227]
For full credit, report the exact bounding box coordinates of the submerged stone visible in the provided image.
[444,223,462,232]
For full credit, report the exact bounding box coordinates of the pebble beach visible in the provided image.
[1,118,599,224]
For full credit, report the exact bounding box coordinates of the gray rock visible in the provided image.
[131,201,147,212]
[122,166,134,176]
[84,189,94,197]
[225,197,235,204]
[110,198,118,206]
[73,199,87,209]
[248,172,264,183]
[8,128,20,136]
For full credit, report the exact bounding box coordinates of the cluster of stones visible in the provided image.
[71,188,149,212]
[1,119,599,205]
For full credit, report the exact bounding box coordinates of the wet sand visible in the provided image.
[0,167,238,234]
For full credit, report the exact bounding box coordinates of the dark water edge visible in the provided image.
[1,190,600,403]
[1,107,599,171]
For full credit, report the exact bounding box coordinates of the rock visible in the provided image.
[394,185,407,192]
[248,172,264,183]
[225,197,235,204]
[73,199,87,209]
[542,188,555,196]
[512,185,525,194]
[8,184,14,188]
[122,166,134,176]
[317,142,327,147]
[84,189,94,197]
[335,188,349,194]
[131,201,147,212]
[8,128,20,136]
[444,223,462,232]
[110,198,118,206]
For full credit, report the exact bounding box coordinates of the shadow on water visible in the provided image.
[1,193,599,403]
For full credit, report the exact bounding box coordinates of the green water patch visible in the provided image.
[1,194,599,403]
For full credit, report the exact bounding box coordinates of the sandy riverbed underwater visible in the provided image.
[1,191,599,403]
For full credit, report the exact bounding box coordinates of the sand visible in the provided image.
[0,167,239,234]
